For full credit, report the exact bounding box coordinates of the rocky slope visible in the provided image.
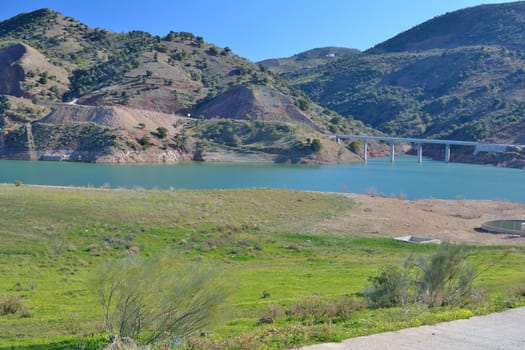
[0,9,364,164]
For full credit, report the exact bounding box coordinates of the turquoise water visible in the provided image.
[0,157,524,202]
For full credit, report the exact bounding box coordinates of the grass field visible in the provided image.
[0,184,524,349]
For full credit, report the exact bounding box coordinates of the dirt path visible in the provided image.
[298,306,525,350]
[317,194,525,246]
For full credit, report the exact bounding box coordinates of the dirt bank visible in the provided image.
[318,194,525,246]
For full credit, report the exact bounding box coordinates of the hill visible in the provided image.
[368,1,525,54]
[269,2,525,167]
[0,9,367,164]
[259,47,360,75]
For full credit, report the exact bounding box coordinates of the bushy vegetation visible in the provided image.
[91,253,231,346]
[0,295,32,317]
[267,294,364,325]
[365,244,478,308]
[289,47,525,144]
[0,95,9,128]
[190,118,315,157]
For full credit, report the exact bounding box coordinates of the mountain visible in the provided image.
[259,47,360,75]
[0,9,366,164]
[268,2,525,167]
[368,1,525,54]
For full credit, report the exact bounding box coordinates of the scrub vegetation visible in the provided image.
[1,184,525,349]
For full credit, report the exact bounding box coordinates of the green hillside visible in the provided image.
[268,2,525,166]
[368,1,525,53]
[0,9,366,164]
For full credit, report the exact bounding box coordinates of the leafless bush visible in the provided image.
[90,252,233,346]
[0,295,32,317]
[266,294,363,324]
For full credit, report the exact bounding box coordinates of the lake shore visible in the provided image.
[4,182,525,246]
[326,193,525,246]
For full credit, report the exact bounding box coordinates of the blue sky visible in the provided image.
[1,0,517,62]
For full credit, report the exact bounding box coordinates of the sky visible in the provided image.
[1,0,518,62]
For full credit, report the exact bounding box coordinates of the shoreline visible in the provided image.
[2,148,525,168]
[2,183,525,246]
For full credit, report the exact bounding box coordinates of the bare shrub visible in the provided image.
[90,252,233,346]
[278,295,362,324]
[0,295,32,317]
[412,243,476,307]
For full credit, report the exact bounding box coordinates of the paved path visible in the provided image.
[299,307,525,350]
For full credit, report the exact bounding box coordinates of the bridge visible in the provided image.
[331,134,524,163]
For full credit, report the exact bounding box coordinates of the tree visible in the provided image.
[165,31,176,41]
[156,127,168,139]
[295,98,311,111]
[89,253,232,346]
[139,135,152,147]
[38,74,48,84]
[348,141,362,154]
[207,47,219,56]
[0,96,9,128]
[310,138,322,153]
[0,96,10,115]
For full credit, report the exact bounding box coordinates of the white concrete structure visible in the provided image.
[332,134,524,163]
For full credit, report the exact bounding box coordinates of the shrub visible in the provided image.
[310,138,322,153]
[139,135,151,147]
[266,295,363,325]
[412,243,476,307]
[364,264,411,308]
[0,295,32,317]
[89,253,232,345]
[207,47,219,56]
[364,243,477,308]
[348,141,362,154]
[295,98,311,111]
[156,127,168,139]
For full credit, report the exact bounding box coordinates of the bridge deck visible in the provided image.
[331,134,524,163]
[331,134,523,148]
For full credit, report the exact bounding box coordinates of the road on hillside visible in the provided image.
[298,307,525,350]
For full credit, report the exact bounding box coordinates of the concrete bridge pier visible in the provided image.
[331,134,522,165]
[363,139,368,163]
[445,144,451,163]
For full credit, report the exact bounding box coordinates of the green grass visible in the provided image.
[0,184,524,349]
